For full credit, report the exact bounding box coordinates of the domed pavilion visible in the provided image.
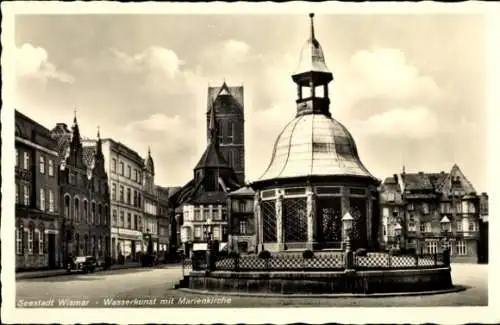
[250,14,381,252]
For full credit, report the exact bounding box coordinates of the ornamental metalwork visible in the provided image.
[316,197,342,243]
[261,200,277,243]
[349,197,367,249]
[283,198,307,242]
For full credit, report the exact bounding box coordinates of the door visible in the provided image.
[48,234,56,268]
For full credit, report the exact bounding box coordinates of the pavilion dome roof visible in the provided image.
[257,113,377,182]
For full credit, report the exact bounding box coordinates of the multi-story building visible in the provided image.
[157,185,173,258]
[83,138,144,261]
[51,118,111,263]
[15,110,62,270]
[143,148,159,252]
[173,105,242,256]
[380,164,483,262]
[206,82,245,184]
[227,186,256,253]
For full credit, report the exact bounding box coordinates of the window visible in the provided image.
[456,202,462,213]
[83,200,88,222]
[127,165,131,178]
[420,223,425,232]
[38,229,45,255]
[120,162,124,175]
[104,206,108,225]
[228,122,234,143]
[426,241,438,254]
[24,185,30,206]
[422,203,429,214]
[49,190,54,212]
[469,221,477,232]
[39,156,45,174]
[456,220,462,231]
[91,202,96,224]
[28,228,34,254]
[228,151,233,167]
[40,188,45,211]
[112,210,117,226]
[138,193,142,208]
[126,188,131,205]
[468,202,476,214]
[440,203,445,214]
[425,222,432,233]
[120,211,125,228]
[239,201,246,213]
[217,121,223,142]
[194,226,201,239]
[456,241,467,255]
[48,159,54,176]
[98,204,102,225]
[213,227,221,240]
[408,203,414,211]
[134,169,138,182]
[134,215,138,230]
[133,190,137,207]
[112,158,117,173]
[408,221,416,232]
[33,229,40,254]
[127,213,132,229]
[239,220,248,234]
[16,228,22,254]
[16,149,19,167]
[24,152,29,169]
[382,207,389,218]
[16,183,20,204]
[112,183,116,201]
[119,186,124,202]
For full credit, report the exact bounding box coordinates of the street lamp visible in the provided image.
[440,216,451,252]
[342,212,354,251]
[394,222,402,251]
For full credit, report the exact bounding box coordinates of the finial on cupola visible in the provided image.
[309,13,315,40]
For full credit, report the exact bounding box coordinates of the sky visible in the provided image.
[14,13,488,191]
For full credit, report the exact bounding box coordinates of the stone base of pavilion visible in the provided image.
[178,251,454,295]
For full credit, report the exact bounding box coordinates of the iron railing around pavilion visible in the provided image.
[182,251,448,275]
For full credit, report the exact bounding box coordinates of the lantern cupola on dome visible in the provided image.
[292,13,333,118]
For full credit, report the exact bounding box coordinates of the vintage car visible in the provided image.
[67,256,97,274]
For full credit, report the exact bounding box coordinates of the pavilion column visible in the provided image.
[306,189,315,250]
[254,193,262,252]
[341,186,350,216]
[276,194,284,251]
[366,195,373,248]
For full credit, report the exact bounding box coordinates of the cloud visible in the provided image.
[354,106,439,139]
[348,48,440,101]
[73,46,204,96]
[16,43,74,83]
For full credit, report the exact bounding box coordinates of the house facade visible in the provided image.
[380,165,483,262]
[15,110,62,270]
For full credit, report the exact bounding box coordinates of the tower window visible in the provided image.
[315,86,325,98]
[228,122,234,143]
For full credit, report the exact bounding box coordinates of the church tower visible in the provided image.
[206,82,245,184]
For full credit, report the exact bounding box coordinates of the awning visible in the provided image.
[219,243,227,251]
[193,243,208,251]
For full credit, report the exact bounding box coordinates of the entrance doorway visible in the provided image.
[48,234,56,268]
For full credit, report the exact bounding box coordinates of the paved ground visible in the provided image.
[16,263,487,307]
